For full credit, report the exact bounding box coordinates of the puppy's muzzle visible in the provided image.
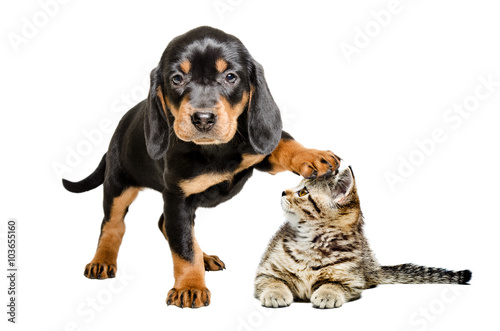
[191,112,217,132]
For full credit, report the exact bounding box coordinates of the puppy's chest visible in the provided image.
[178,153,265,197]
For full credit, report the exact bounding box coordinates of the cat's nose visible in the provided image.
[282,191,286,196]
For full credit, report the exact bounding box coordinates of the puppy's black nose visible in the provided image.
[282,191,286,196]
[191,112,217,132]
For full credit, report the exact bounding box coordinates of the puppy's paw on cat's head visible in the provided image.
[259,287,293,308]
[311,286,346,309]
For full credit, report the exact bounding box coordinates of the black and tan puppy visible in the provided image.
[63,26,340,308]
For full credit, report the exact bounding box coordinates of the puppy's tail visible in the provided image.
[62,154,106,193]
[377,263,472,285]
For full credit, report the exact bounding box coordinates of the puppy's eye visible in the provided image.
[298,188,309,197]
[171,75,184,86]
[225,73,237,84]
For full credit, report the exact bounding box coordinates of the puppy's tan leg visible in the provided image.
[84,187,140,279]
[166,234,211,308]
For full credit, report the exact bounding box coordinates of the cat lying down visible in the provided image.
[254,165,471,309]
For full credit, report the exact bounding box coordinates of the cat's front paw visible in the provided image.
[311,286,346,309]
[259,287,293,308]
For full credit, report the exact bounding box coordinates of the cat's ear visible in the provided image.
[332,166,355,205]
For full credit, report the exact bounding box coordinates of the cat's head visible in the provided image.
[281,165,360,224]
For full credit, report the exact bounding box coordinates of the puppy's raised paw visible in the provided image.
[290,149,341,179]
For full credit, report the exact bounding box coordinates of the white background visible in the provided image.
[1,0,499,330]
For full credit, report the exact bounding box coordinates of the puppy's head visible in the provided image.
[145,26,282,159]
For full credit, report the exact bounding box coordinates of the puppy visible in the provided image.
[63,26,340,308]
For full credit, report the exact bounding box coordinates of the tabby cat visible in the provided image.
[254,166,471,309]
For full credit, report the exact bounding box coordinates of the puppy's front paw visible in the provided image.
[84,262,117,279]
[166,287,211,308]
[260,287,293,308]
[290,149,341,179]
[311,286,345,309]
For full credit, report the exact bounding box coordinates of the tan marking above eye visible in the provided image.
[215,58,228,73]
[180,60,191,74]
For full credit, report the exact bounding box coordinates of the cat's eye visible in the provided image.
[298,188,309,197]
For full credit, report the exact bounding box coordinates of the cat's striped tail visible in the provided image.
[377,263,472,285]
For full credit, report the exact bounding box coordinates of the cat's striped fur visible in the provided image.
[254,166,471,309]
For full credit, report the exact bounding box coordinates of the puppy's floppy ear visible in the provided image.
[144,66,170,160]
[247,60,283,155]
